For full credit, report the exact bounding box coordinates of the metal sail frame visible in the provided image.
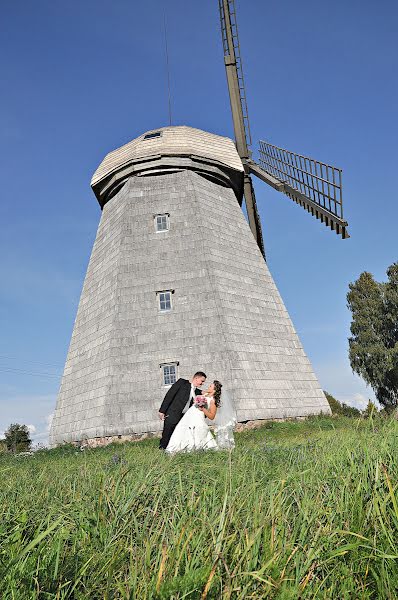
[219,0,265,256]
[218,0,349,246]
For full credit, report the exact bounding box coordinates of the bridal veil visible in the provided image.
[212,388,237,449]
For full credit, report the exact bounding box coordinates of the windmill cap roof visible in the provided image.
[91,126,243,188]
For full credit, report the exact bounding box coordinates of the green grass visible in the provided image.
[1,415,398,599]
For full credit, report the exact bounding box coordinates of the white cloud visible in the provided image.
[31,431,51,445]
[45,413,54,431]
[342,393,370,410]
[0,393,56,448]
[313,357,376,407]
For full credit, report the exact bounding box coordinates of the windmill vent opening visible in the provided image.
[143,131,162,140]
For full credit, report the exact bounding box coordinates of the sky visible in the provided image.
[1,0,397,445]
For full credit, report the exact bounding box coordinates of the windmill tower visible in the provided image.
[49,2,348,447]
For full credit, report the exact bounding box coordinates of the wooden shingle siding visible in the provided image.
[91,126,244,187]
[50,168,329,446]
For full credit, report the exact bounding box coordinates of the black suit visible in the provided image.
[159,378,202,449]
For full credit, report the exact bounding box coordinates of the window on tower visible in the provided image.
[154,213,170,232]
[158,290,173,311]
[161,363,178,386]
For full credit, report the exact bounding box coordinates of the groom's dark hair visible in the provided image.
[193,371,207,379]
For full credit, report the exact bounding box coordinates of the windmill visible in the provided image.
[219,0,349,256]
[49,2,342,447]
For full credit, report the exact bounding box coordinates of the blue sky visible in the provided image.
[1,0,397,445]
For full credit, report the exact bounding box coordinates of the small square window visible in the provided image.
[155,214,169,232]
[162,363,177,386]
[158,290,172,311]
[144,131,162,140]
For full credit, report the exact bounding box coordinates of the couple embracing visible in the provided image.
[158,371,236,453]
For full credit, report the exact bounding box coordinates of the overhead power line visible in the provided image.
[0,355,63,368]
[163,12,172,126]
[0,367,61,379]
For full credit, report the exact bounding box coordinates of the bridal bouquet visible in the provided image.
[194,395,207,409]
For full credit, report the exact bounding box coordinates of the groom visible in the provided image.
[158,371,207,450]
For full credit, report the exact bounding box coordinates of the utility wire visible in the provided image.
[0,355,63,368]
[0,367,61,379]
[163,12,172,125]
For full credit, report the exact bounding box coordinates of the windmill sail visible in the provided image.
[246,142,349,238]
[219,0,265,256]
[219,0,251,157]
[219,0,349,241]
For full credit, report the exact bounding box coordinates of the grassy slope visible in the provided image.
[1,416,398,599]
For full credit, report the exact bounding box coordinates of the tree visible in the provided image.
[347,262,398,411]
[324,391,342,414]
[4,423,32,453]
[362,400,378,419]
[324,391,361,417]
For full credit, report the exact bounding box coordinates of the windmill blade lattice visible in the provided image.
[218,0,349,243]
[255,141,349,238]
[218,0,252,153]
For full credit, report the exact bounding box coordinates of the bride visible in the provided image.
[165,380,222,453]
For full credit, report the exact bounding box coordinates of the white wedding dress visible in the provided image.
[166,396,218,453]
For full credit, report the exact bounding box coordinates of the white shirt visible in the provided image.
[183,383,196,414]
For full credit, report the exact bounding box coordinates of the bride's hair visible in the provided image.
[213,380,222,407]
